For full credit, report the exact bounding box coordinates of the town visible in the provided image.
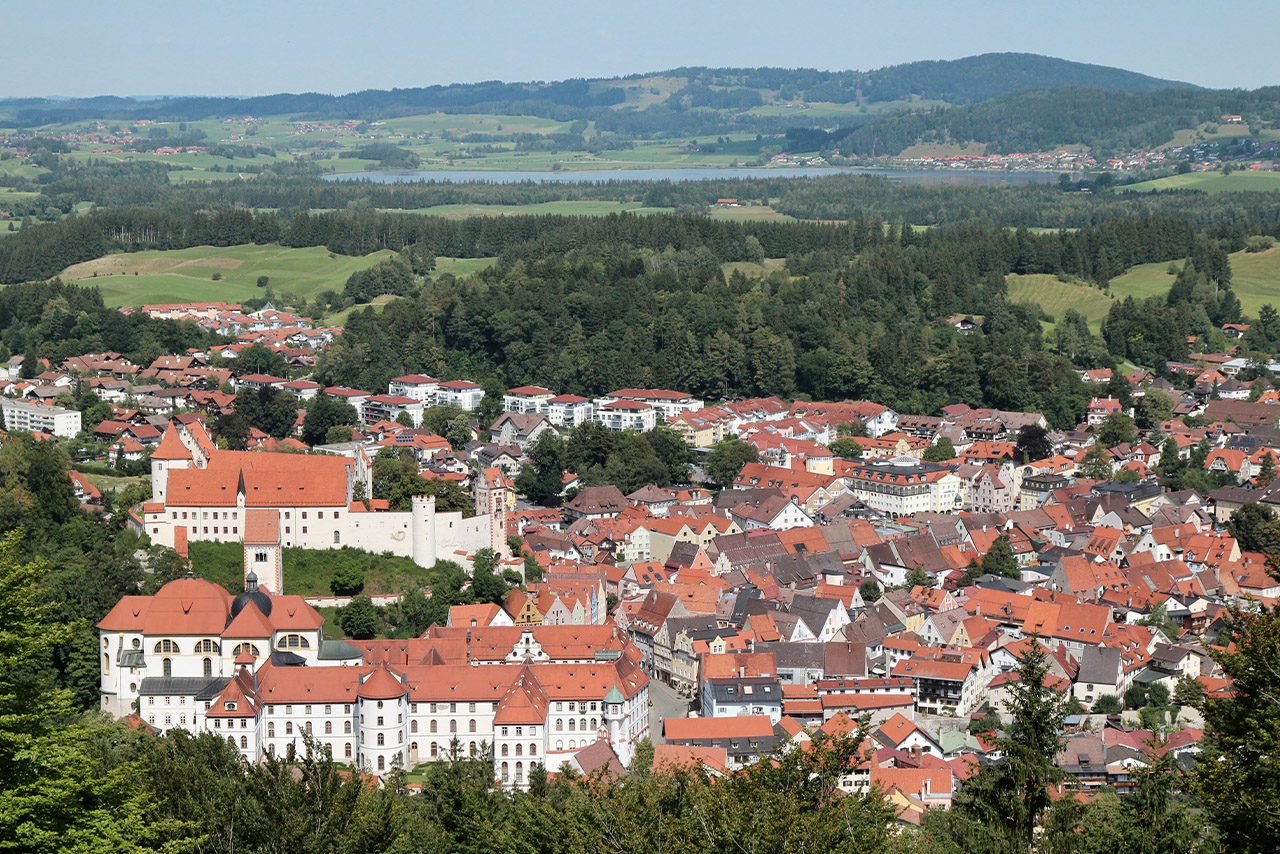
[0,296,1237,821]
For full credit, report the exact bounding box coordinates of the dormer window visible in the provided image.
[226,701,237,711]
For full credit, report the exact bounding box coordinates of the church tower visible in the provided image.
[242,509,283,594]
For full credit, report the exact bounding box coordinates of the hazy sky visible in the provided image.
[8,0,1279,98]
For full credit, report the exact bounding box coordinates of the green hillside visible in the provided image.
[61,244,398,307]
[1006,274,1116,331]
[1121,170,1280,194]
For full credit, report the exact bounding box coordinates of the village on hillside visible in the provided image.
[7,300,1278,822]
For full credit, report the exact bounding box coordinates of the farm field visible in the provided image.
[709,204,795,222]
[1006,274,1117,332]
[61,244,398,307]
[1120,170,1280,194]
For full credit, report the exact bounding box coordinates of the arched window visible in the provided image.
[469,719,476,733]
[501,762,509,782]
[195,639,220,654]
[515,762,523,784]
[568,719,575,731]
[590,718,597,730]
[277,634,310,649]
[203,658,213,677]
[377,733,384,746]
[430,720,437,734]
[580,718,587,732]
[344,721,352,734]
[377,756,385,771]
[103,653,110,674]
[325,721,332,734]
[449,720,456,734]
[285,722,293,735]
[556,740,563,751]
[515,743,523,756]
[162,658,172,677]
[154,640,179,654]
[268,722,275,737]
[233,643,261,658]
[501,744,508,756]
[410,720,418,733]
[240,736,248,749]
[304,722,312,734]
[470,742,477,758]
[410,742,418,761]
[431,742,438,758]
[345,743,352,758]
[556,719,562,730]
[530,744,537,756]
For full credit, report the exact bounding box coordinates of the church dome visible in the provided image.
[230,571,272,620]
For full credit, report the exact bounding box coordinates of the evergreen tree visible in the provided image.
[980,535,1021,579]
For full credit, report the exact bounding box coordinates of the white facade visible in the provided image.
[388,375,439,403]
[546,396,594,428]
[596,402,657,432]
[0,398,82,437]
[436,381,486,411]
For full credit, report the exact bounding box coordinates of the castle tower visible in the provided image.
[356,666,409,776]
[410,494,437,568]
[149,425,193,505]
[243,509,283,594]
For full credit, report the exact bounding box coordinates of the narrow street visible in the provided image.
[647,679,691,745]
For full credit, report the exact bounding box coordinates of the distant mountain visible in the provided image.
[0,53,1199,127]
[853,52,1200,105]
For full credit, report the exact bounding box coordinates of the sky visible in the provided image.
[7,0,1279,98]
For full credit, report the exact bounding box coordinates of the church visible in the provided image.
[138,421,505,571]
[98,570,651,785]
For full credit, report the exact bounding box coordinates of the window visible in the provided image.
[154,640,180,654]
[132,638,141,649]
[333,532,340,544]
[377,716,384,726]
[305,722,312,734]
[469,720,476,733]
[431,743,438,758]
[345,743,352,758]
[556,719,562,730]
[162,658,172,677]
[469,702,476,713]
[501,744,508,757]
[449,720,457,734]
[325,705,331,715]
[233,643,261,658]
[501,762,509,782]
[377,733,384,746]
[286,722,293,735]
[501,727,509,737]
[278,634,310,649]
[470,742,477,757]
[411,720,418,733]
[345,721,352,734]
[377,756,385,771]
[568,719,575,732]
[430,720,437,734]
[515,744,522,757]
[103,653,110,674]
[203,658,213,677]
[302,527,307,535]
[268,722,275,737]
[530,744,537,756]
[254,551,268,563]
[195,639,220,654]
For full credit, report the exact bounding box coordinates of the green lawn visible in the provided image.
[1105,245,1280,318]
[62,244,398,307]
[709,204,795,222]
[188,541,449,597]
[1121,170,1280,194]
[1006,274,1117,332]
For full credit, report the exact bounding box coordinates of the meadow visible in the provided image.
[1005,274,1117,332]
[61,244,399,307]
[1121,170,1280,194]
[188,541,446,598]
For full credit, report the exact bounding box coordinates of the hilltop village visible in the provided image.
[0,296,1243,816]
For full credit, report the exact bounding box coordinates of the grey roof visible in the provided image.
[138,676,224,696]
[768,640,826,670]
[1076,647,1123,685]
[705,677,782,706]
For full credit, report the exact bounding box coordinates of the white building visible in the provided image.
[596,401,657,432]
[388,375,439,403]
[362,394,425,427]
[0,397,82,437]
[594,389,703,420]
[502,386,556,415]
[98,577,650,786]
[435,380,486,411]
[844,457,962,517]
[546,395,594,428]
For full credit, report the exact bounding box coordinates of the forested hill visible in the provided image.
[1,53,1195,125]
[832,85,1280,157]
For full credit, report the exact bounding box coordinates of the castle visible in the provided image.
[139,421,506,570]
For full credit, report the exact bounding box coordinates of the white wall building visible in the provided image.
[0,397,82,437]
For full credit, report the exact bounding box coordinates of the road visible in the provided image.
[647,678,691,745]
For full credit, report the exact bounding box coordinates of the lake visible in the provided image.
[323,167,1062,185]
